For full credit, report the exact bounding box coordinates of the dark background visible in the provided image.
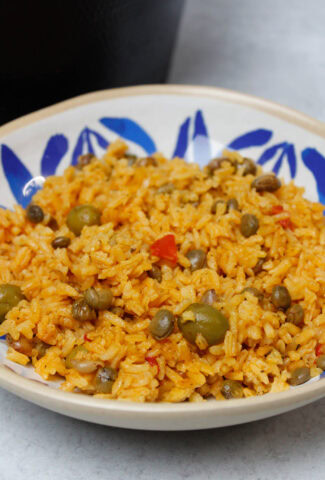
[0,0,184,124]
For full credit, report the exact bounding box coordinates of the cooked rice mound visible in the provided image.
[0,139,325,402]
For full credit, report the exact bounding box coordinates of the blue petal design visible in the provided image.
[86,130,94,154]
[1,144,35,207]
[71,130,86,166]
[192,110,211,166]
[100,117,156,154]
[258,142,296,178]
[302,147,325,204]
[88,129,109,150]
[71,128,110,165]
[286,144,296,178]
[41,134,68,176]
[193,110,208,139]
[258,142,287,165]
[172,117,190,158]
[272,153,284,175]
[228,129,273,150]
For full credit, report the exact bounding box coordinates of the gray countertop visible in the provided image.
[1,1,325,479]
[170,0,325,123]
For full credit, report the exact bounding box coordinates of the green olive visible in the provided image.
[71,359,98,373]
[242,287,263,302]
[26,204,44,223]
[207,157,236,175]
[316,355,325,371]
[157,183,175,194]
[226,198,239,212]
[76,153,95,169]
[253,257,266,274]
[72,299,96,322]
[136,156,157,167]
[240,214,259,237]
[65,345,97,373]
[0,284,26,323]
[271,285,291,309]
[6,334,33,356]
[95,366,117,393]
[286,304,304,326]
[221,379,244,399]
[0,304,10,322]
[186,249,206,272]
[84,287,113,310]
[67,205,101,236]
[200,289,217,305]
[150,309,175,340]
[65,345,87,368]
[211,199,226,214]
[51,236,71,249]
[288,367,310,386]
[242,157,257,176]
[148,265,162,283]
[178,303,229,346]
[251,174,281,192]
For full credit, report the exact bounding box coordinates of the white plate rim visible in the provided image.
[1,84,325,139]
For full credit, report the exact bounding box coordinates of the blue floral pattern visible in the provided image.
[1,110,325,208]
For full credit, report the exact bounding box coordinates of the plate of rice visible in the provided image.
[0,85,325,430]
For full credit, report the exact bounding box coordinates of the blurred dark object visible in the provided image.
[0,0,185,125]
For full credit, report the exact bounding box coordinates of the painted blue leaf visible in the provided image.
[1,144,34,207]
[41,134,68,176]
[286,144,296,178]
[86,129,94,154]
[301,147,325,204]
[193,110,208,139]
[258,142,296,178]
[192,110,211,166]
[228,129,273,150]
[100,117,156,154]
[272,152,284,175]
[258,142,287,165]
[71,127,110,165]
[172,117,190,158]
[88,129,109,150]
[71,129,88,166]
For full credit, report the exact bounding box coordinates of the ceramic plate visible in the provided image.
[0,85,325,430]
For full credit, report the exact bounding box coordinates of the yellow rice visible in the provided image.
[0,139,325,402]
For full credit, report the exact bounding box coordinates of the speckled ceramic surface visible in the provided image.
[0,85,325,430]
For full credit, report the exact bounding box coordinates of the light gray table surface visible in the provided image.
[1,1,325,479]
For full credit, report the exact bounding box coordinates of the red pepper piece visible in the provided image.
[270,205,284,215]
[150,234,177,264]
[316,344,323,357]
[145,355,159,373]
[278,218,294,230]
[84,333,91,342]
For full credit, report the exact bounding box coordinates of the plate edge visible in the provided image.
[0,84,324,139]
